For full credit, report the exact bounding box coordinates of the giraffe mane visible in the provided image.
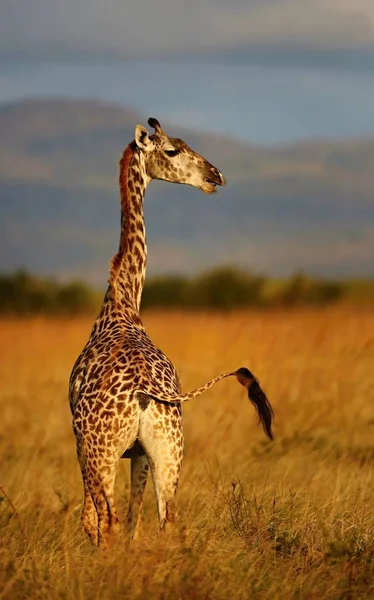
[109,141,137,293]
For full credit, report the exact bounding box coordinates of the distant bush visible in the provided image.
[278,273,344,307]
[55,281,98,314]
[0,268,372,315]
[142,268,265,310]
[141,276,188,309]
[0,270,98,315]
[187,267,265,309]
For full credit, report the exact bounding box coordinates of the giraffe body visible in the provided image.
[69,119,273,546]
[71,308,183,544]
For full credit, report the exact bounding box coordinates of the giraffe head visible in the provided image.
[134,118,225,194]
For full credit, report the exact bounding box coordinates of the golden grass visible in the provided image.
[1,308,374,599]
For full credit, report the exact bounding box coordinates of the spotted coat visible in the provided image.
[69,118,273,547]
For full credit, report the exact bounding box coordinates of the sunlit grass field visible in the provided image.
[1,309,374,599]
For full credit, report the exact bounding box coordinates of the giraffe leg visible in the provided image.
[78,446,120,547]
[149,456,179,532]
[81,480,99,546]
[89,468,120,547]
[126,453,149,540]
[139,404,183,534]
[141,440,182,533]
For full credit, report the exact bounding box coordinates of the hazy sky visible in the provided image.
[1,1,374,279]
[1,0,374,143]
[2,0,374,58]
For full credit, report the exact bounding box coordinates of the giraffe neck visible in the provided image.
[109,142,148,311]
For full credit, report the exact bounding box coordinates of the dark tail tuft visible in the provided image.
[235,367,274,440]
[248,377,274,440]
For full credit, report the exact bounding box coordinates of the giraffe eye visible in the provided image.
[164,149,180,157]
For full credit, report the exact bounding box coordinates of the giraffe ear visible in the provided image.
[135,125,150,150]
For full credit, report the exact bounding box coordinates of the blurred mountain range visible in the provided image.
[1,98,373,283]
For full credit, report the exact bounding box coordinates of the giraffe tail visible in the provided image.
[145,367,274,440]
[235,367,274,440]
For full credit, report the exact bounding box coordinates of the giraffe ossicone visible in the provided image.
[69,118,274,547]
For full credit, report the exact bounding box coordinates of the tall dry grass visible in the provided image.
[1,309,374,599]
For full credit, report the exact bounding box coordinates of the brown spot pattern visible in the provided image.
[69,121,272,547]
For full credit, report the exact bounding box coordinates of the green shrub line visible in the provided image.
[0,268,373,315]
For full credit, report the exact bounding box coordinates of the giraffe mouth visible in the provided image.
[202,176,225,194]
[201,181,218,194]
[202,169,226,194]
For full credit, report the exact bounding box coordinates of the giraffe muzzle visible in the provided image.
[203,167,225,194]
[209,167,225,186]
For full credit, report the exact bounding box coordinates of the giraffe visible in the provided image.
[69,118,274,547]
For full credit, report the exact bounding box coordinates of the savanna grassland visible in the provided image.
[1,309,374,599]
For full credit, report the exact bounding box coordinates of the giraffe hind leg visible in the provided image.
[153,468,178,533]
[141,438,182,533]
[90,471,120,547]
[81,480,99,546]
[126,452,149,540]
[78,446,120,547]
